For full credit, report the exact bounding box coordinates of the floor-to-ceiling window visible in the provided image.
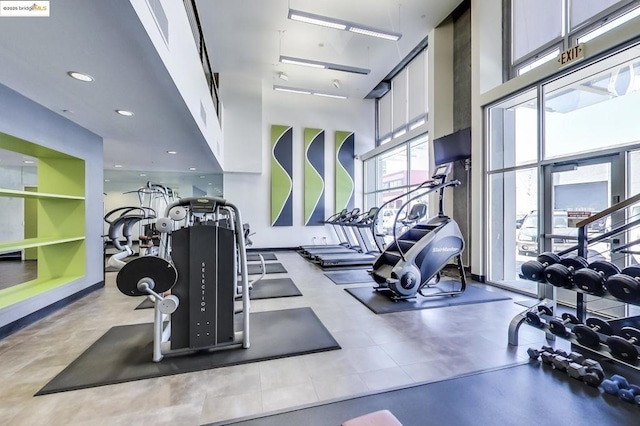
[487,43,640,300]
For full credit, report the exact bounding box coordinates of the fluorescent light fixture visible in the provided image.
[273,85,347,99]
[67,71,94,82]
[115,110,134,117]
[279,55,370,75]
[166,150,177,155]
[288,9,401,41]
[274,85,312,95]
[114,164,123,168]
[189,167,197,171]
[288,9,347,30]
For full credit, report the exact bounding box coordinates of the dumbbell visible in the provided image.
[606,266,640,303]
[525,305,553,328]
[527,345,554,360]
[548,313,580,337]
[573,260,620,295]
[552,351,585,372]
[606,327,640,364]
[601,374,629,395]
[581,359,605,387]
[540,348,569,366]
[618,384,640,403]
[544,255,589,288]
[573,318,613,349]
[521,252,561,282]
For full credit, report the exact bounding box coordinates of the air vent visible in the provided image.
[200,101,207,125]
[146,0,169,44]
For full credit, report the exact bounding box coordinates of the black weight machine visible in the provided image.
[116,196,253,362]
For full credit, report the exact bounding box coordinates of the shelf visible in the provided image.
[0,236,85,254]
[0,275,84,309]
[0,188,84,200]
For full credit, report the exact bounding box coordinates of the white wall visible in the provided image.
[223,83,375,248]
[129,0,224,168]
[221,75,263,173]
[0,82,103,328]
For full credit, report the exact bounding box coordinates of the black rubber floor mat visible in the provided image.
[247,263,287,274]
[215,362,639,425]
[345,283,510,314]
[324,269,374,285]
[247,253,277,261]
[36,307,339,395]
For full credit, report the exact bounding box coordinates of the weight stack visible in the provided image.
[170,224,236,350]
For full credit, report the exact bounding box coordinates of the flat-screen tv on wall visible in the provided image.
[433,127,471,166]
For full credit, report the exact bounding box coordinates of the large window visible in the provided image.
[510,0,638,77]
[376,50,428,145]
[364,135,430,239]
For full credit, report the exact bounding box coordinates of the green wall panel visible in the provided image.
[271,125,294,226]
[304,128,325,226]
[335,131,355,212]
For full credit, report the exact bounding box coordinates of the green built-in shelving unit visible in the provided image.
[0,131,86,309]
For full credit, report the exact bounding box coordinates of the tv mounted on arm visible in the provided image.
[433,127,471,167]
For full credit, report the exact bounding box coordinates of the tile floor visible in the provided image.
[0,251,557,425]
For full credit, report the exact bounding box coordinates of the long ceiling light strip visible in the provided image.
[288,9,402,41]
[279,55,370,75]
[274,85,347,99]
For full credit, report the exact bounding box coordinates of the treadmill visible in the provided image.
[316,207,382,267]
[299,209,349,252]
[303,209,364,258]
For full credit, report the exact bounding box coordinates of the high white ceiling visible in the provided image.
[0,0,461,188]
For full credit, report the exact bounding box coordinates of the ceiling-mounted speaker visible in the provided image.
[365,81,390,99]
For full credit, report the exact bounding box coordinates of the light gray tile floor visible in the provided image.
[0,251,559,425]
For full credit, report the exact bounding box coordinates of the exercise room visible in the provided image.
[2,0,640,424]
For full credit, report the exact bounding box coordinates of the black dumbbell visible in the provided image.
[606,327,640,364]
[602,374,629,395]
[573,318,613,349]
[544,255,589,288]
[548,313,580,337]
[606,266,640,303]
[527,345,554,360]
[581,359,605,387]
[521,252,561,282]
[525,305,553,328]
[573,260,620,295]
[618,384,640,403]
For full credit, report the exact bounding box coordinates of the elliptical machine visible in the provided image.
[370,164,467,300]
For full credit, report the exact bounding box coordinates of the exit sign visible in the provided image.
[557,44,585,68]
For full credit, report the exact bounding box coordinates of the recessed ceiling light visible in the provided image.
[140,173,147,177]
[23,160,35,164]
[115,110,134,117]
[189,167,197,171]
[114,164,123,168]
[67,71,94,82]
[167,150,177,155]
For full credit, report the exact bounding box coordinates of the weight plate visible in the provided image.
[585,318,613,336]
[537,305,553,316]
[621,266,640,279]
[525,312,543,327]
[589,260,621,278]
[573,325,600,349]
[549,319,568,337]
[607,335,639,363]
[521,260,546,282]
[545,263,573,288]
[573,268,605,294]
[116,256,177,296]
[620,327,640,342]
[537,252,561,266]
[561,313,579,323]
[561,255,589,271]
[606,274,640,303]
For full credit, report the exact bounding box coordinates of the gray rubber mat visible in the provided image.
[135,278,302,309]
[345,283,510,314]
[247,253,277,261]
[36,307,339,395]
[324,269,374,285]
[214,362,639,425]
[247,263,287,274]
